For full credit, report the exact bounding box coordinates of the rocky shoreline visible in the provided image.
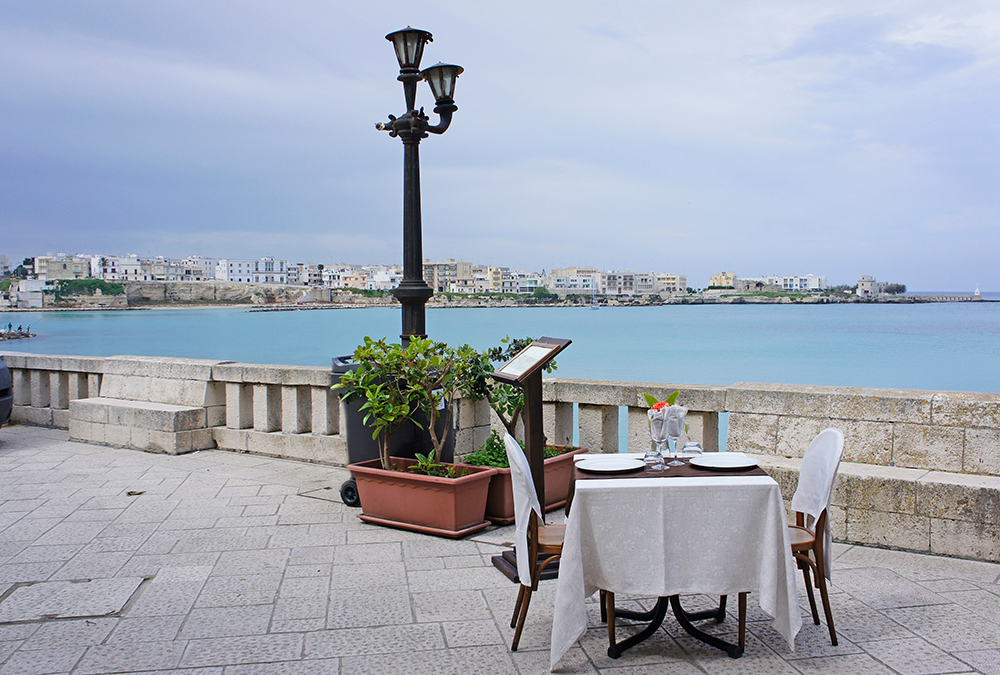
[2,280,988,312]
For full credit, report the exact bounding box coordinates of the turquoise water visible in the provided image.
[2,302,999,393]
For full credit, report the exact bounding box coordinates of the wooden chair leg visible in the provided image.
[738,592,747,649]
[813,555,839,646]
[798,556,821,624]
[511,585,533,651]
[605,591,616,649]
[511,584,526,628]
[600,589,607,623]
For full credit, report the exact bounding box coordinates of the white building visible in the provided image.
[216,258,289,284]
[0,255,11,276]
[857,275,886,298]
[755,274,827,291]
[34,254,89,281]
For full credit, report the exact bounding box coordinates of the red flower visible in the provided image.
[651,400,668,411]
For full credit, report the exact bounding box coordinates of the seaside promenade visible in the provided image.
[2,425,999,674]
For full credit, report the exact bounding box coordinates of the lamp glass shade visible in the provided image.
[385,27,433,69]
[421,62,464,102]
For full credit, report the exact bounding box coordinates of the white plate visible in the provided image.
[575,457,646,474]
[689,454,758,471]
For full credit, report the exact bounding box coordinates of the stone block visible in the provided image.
[205,404,225,428]
[311,387,338,436]
[840,467,919,514]
[121,375,153,401]
[282,386,311,434]
[893,424,964,472]
[829,504,847,540]
[227,383,254,430]
[932,391,1000,428]
[69,418,91,442]
[254,384,281,432]
[930,518,1000,562]
[30,370,51,408]
[49,372,69,409]
[685,411,720,452]
[90,422,106,444]
[917,472,1000,524]
[154,378,188,406]
[20,406,53,426]
[578,403,618,453]
[105,424,132,447]
[626,406,650,454]
[727,383,832,417]
[628,383,728,412]
[232,364,331,387]
[727,413,777,455]
[776,417,828,458]
[830,387,933,424]
[98,374,122,399]
[845,509,930,552]
[964,428,1000,476]
[212,426,249,452]
[68,372,89,401]
[544,378,633,406]
[71,399,109,424]
[52,409,70,428]
[12,369,31,405]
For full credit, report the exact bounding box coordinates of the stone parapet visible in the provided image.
[758,455,1000,562]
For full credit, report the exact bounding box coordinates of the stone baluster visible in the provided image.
[253,384,281,432]
[311,386,339,436]
[579,403,618,453]
[282,385,311,434]
[226,382,253,429]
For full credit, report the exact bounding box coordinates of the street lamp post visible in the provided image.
[376,27,463,344]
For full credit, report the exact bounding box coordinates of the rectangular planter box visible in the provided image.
[350,457,497,538]
[469,446,588,525]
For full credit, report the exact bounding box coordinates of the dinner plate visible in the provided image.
[575,457,646,474]
[689,454,758,471]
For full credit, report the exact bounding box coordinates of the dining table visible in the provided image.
[549,452,802,670]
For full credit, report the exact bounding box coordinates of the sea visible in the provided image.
[3,298,998,450]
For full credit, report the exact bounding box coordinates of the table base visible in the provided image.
[606,594,746,659]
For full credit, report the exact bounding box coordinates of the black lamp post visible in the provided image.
[376,27,463,343]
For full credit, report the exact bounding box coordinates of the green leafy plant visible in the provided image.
[334,336,483,472]
[463,430,573,468]
[474,336,558,436]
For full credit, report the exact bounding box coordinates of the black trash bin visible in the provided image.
[332,355,454,507]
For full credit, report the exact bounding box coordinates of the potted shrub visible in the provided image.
[462,430,586,525]
[335,337,497,538]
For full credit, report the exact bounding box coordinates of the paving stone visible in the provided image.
[337,644,517,675]
[412,589,492,623]
[954,649,1000,675]
[273,596,328,622]
[329,561,407,590]
[884,603,1000,652]
[74,641,187,674]
[858,636,974,675]
[0,646,85,675]
[790,652,898,674]
[177,605,274,639]
[194,574,282,608]
[0,577,142,622]
[938,588,1000,624]
[305,623,444,658]
[442,619,505,647]
[211,549,289,576]
[222,659,341,675]
[178,633,304,668]
[832,567,950,609]
[106,615,185,643]
[18,618,117,651]
[332,542,402,565]
[326,585,412,628]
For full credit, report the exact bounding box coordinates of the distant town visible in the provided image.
[0,251,933,310]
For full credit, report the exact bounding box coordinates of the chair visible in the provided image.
[504,433,565,651]
[789,427,845,645]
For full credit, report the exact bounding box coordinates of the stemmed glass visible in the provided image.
[645,412,668,471]
[665,404,688,467]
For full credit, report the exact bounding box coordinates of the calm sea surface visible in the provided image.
[3,299,999,393]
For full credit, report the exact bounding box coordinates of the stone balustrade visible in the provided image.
[2,352,997,562]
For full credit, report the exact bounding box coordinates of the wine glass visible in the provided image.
[664,405,688,467]
[645,410,668,471]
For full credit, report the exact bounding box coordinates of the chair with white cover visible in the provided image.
[504,433,565,651]
[789,427,845,645]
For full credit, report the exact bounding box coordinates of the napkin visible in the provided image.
[504,433,544,586]
[789,428,844,579]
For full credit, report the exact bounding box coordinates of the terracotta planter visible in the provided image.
[350,458,498,538]
[468,446,588,526]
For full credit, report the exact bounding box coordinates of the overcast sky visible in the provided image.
[2,1,997,290]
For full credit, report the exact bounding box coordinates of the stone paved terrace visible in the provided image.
[2,425,999,675]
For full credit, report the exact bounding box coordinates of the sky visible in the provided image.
[2,1,998,290]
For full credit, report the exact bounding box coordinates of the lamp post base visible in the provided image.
[393,281,434,343]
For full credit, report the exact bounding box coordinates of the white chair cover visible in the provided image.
[504,433,545,586]
[790,428,844,579]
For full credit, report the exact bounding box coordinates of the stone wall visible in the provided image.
[3,354,997,562]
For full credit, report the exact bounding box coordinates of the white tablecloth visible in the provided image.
[550,475,802,670]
